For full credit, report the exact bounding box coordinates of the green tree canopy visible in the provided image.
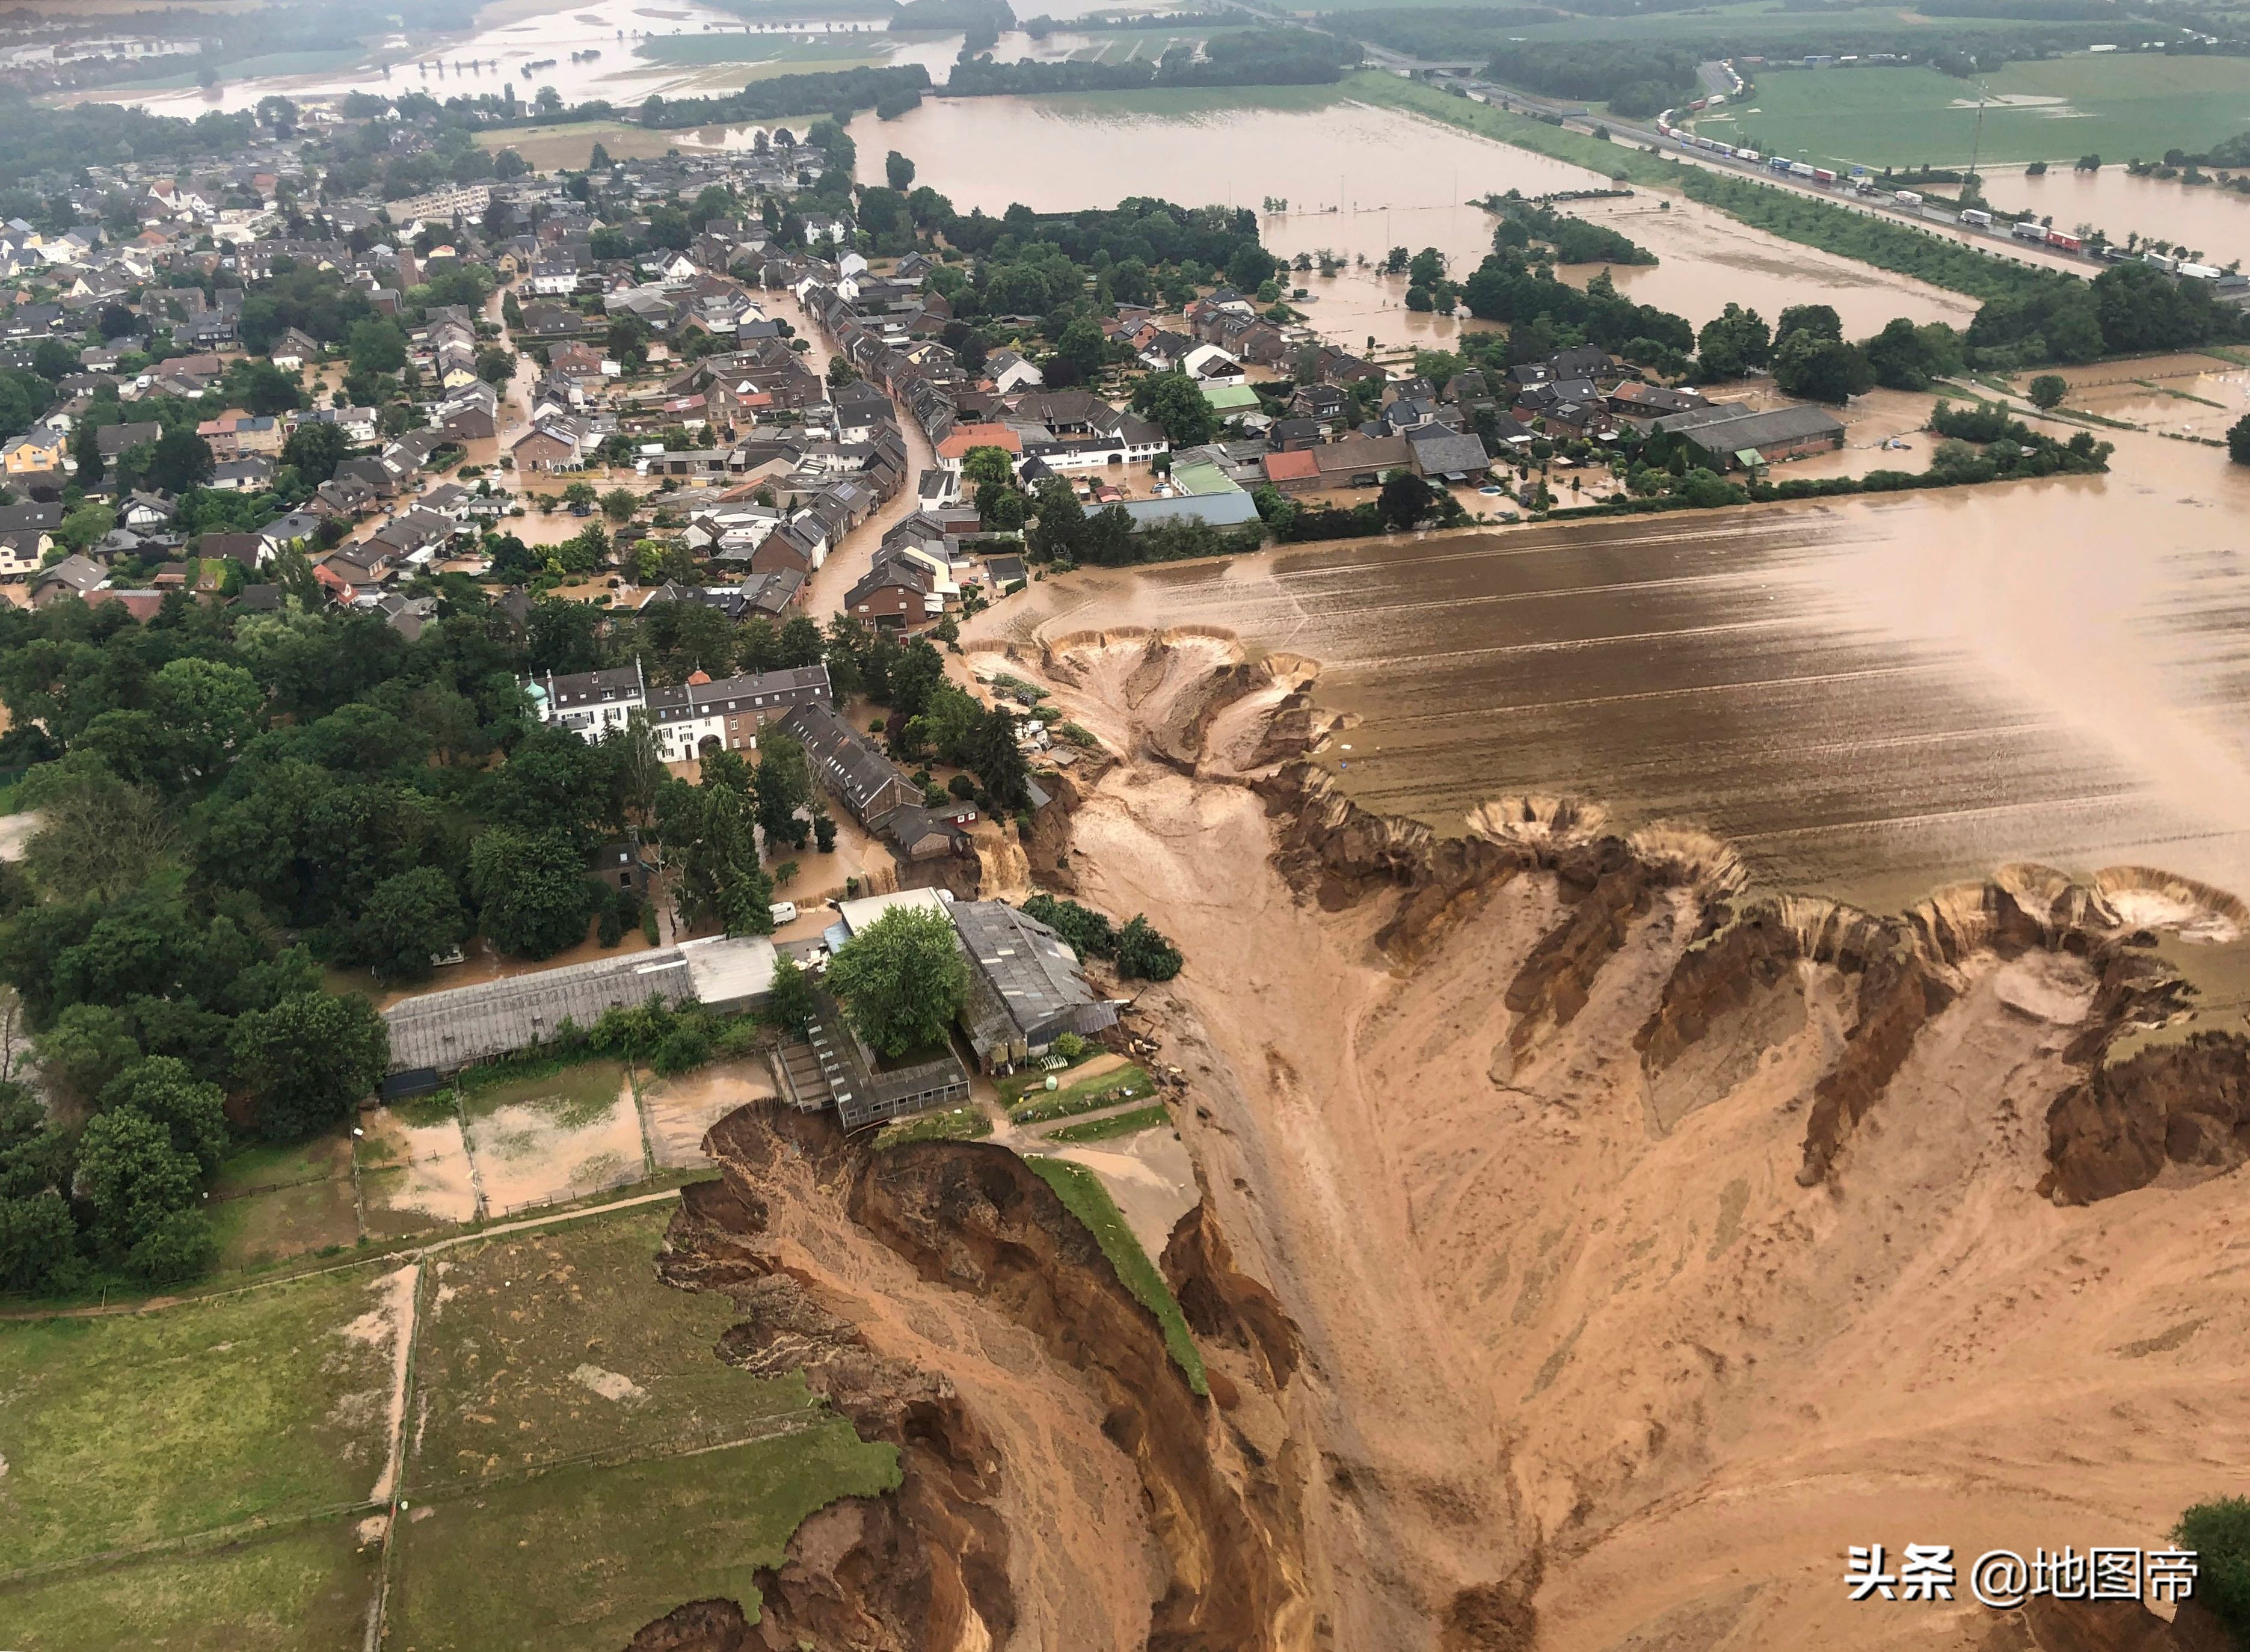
[469,825,596,959]
[229,989,389,1142]
[825,903,968,1058]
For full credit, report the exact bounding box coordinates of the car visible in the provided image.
[1478,484,1506,496]
[769,900,799,926]
[568,502,591,517]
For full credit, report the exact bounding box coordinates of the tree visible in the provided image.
[1407,247,1445,288]
[1377,469,1436,530]
[346,316,408,375]
[2175,1500,2250,1641]
[98,1058,228,1175]
[350,867,469,981]
[1052,317,1105,382]
[767,953,818,1031]
[2230,414,2250,467]
[1774,303,1843,346]
[562,480,598,510]
[150,657,260,787]
[2027,373,2068,411]
[281,419,351,485]
[961,445,1014,491]
[75,1107,200,1261]
[825,903,970,1058]
[1129,372,1216,447]
[600,487,638,523]
[885,150,915,191]
[1695,303,1771,380]
[1114,914,1182,981]
[59,502,116,553]
[1861,316,1961,392]
[470,826,596,958]
[754,734,813,854]
[72,420,102,487]
[146,428,215,494]
[229,990,390,1141]
[655,774,772,936]
[475,346,517,386]
[1770,331,1873,405]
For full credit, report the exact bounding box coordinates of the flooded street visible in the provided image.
[977,420,2250,915]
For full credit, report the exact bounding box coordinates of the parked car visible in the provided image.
[769,901,799,926]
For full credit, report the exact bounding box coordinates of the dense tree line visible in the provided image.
[639,66,930,129]
[1488,192,1657,266]
[945,26,1360,95]
[1481,41,1700,117]
[1460,257,1695,365]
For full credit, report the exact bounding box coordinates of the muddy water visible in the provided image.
[1990,162,2250,268]
[986,422,2250,915]
[861,95,1984,343]
[76,0,749,116]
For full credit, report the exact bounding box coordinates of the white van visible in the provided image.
[769,901,799,926]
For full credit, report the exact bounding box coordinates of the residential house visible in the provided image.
[950,899,1120,1072]
[644,663,834,764]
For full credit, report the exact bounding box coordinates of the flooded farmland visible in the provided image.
[976,421,2250,918]
[860,92,1987,340]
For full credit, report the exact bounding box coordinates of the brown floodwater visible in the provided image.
[861,94,1985,344]
[980,419,2250,916]
[1990,162,2250,269]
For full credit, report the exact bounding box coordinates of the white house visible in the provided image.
[986,349,1044,393]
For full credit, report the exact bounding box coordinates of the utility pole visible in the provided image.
[1967,79,1988,197]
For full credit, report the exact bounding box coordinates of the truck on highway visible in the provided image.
[2011,219,2051,243]
[1893,190,1923,208]
[1958,207,1993,229]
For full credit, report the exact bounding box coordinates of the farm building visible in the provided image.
[1650,403,1846,470]
[950,900,1121,1072]
[380,935,777,1093]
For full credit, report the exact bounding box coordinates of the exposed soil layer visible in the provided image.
[635,630,2250,1650]
[951,632,2250,1651]
[647,1102,1312,1651]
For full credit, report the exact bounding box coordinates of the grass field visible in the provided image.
[1026,1156,1206,1395]
[206,1134,361,1271]
[1007,1062,1155,1125]
[387,1428,895,1651]
[1695,57,2250,169]
[5,1524,378,1652]
[1047,1103,1170,1143]
[0,1265,401,1568]
[871,1101,993,1149]
[1,1204,897,1647]
[407,1206,816,1485]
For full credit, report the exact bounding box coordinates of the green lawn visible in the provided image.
[1694,57,2250,169]
[386,1428,898,1652]
[1007,1063,1155,1126]
[1025,1156,1206,1395]
[871,1101,994,1149]
[407,1206,817,1489]
[1,1524,377,1652]
[1047,1103,1170,1143]
[0,1267,401,1568]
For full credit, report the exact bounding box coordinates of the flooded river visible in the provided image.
[976,419,2250,920]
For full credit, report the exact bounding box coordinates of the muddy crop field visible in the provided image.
[0,1206,894,1651]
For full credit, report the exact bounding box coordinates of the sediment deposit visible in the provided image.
[639,631,2250,1651]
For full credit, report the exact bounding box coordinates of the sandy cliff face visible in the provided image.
[636,631,2250,1652]
[973,633,2250,1652]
